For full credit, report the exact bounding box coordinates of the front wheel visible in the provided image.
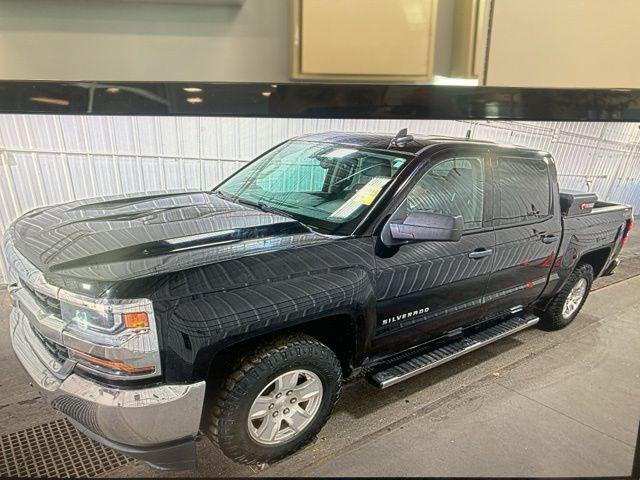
[540,263,594,331]
[205,333,342,465]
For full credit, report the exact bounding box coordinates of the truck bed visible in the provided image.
[561,200,632,274]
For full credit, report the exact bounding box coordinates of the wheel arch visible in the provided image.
[197,306,374,386]
[577,246,612,278]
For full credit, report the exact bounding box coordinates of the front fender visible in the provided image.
[164,268,376,382]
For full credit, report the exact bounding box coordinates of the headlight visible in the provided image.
[61,302,119,333]
[58,292,161,380]
[60,302,151,333]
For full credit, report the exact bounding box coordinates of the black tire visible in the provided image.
[540,263,594,331]
[205,333,342,465]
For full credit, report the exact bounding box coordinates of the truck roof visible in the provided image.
[296,131,548,156]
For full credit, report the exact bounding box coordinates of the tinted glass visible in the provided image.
[407,156,485,230]
[494,156,551,226]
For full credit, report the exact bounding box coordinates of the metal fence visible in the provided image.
[1,115,639,284]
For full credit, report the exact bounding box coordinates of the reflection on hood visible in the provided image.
[10,191,331,291]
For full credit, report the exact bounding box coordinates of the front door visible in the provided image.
[371,149,495,356]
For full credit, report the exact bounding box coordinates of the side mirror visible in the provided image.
[386,211,463,244]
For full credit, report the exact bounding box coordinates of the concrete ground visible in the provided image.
[1,236,639,477]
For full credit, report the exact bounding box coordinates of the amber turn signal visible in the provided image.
[124,312,150,329]
[70,349,156,375]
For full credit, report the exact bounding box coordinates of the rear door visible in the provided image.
[372,147,495,355]
[484,152,562,316]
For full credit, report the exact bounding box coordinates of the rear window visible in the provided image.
[494,157,551,226]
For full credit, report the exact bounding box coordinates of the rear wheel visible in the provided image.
[205,333,342,465]
[540,263,594,331]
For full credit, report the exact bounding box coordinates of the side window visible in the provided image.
[494,157,551,226]
[406,156,485,230]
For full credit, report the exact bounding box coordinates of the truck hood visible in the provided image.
[9,191,326,294]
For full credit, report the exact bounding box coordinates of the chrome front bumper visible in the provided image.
[9,294,206,470]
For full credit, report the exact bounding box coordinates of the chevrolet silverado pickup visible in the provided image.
[5,131,633,469]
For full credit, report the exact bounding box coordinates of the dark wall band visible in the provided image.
[0,81,639,121]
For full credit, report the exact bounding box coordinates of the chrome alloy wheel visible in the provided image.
[562,277,588,319]
[247,369,323,445]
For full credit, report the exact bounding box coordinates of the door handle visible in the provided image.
[468,248,493,259]
[541,234,559,244]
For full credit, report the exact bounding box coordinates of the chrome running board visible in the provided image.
[369,313,540,389]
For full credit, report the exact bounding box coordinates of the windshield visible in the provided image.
[216,140,411,234]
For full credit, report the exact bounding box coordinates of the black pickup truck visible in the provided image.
[5,131,633,469]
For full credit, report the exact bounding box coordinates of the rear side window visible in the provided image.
[494,157,551,226]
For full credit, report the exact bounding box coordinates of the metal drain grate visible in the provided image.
[0,418,134,478]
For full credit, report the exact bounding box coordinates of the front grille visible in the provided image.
[23,282,62,316]
[31,324,69,363]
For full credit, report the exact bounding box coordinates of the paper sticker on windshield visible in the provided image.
[330,177,390,219]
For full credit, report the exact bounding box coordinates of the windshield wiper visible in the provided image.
[213,190,306,226]
[234,198,298,220]
[211,190,234,201]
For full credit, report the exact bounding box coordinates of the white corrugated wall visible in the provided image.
[1,115,639,284]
